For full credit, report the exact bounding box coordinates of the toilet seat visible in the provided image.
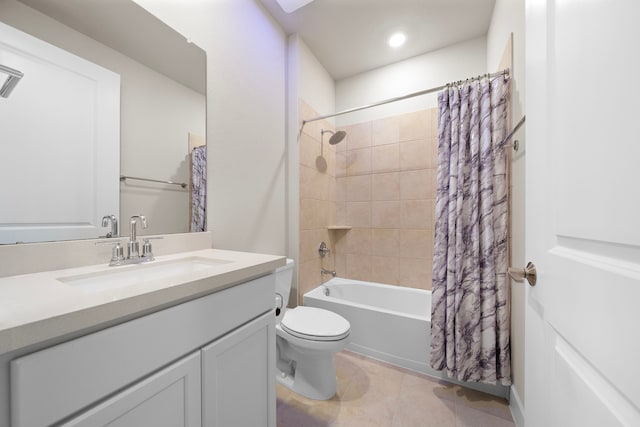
[281,306,350,341]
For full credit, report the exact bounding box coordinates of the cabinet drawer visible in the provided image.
[11,273,274,427]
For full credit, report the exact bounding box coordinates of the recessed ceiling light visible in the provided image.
[388,32,407,48]
[275,0,315,13]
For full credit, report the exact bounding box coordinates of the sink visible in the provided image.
[58,257,233,294]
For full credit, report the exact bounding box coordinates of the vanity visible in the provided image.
[0,247,284,427]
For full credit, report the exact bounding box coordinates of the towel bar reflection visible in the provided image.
[120,175,187,189]
[0,64,24,98]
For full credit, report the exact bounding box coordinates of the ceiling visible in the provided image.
[259,0,497,80]
[18,0,206,94]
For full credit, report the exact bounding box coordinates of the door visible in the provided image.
[0,22,119,244]
[526,1,640,426]
[62,352,201,427]
[202,311,276,427]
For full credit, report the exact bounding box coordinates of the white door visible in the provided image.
[0,22,119,244]
[526,1,640,426]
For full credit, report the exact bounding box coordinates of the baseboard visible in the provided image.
[509,385,525,427]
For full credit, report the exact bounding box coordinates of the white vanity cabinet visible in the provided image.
[62,351,202,427]
[9,274,276,427]
[202,310,275,426]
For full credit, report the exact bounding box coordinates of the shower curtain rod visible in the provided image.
[302,69,510,125]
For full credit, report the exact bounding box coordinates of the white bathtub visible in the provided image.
[303,277,509,399]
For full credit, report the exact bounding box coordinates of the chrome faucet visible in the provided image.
[101,214,118,238]
[97,215,158,266]
[321,268,336,277]
[127,215,147,259]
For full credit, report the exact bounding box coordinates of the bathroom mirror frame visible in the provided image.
[0,0,207,244]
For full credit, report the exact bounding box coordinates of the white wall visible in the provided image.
[335,36,487,126]
[0,0,205,237]
[134,0,288,255]
[487,0,526,419]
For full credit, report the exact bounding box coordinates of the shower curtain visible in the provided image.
[190,145,206,232]
[430,76,511,386]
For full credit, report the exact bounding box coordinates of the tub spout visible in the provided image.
[321,268,336,277]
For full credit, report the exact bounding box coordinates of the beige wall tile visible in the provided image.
[334,254,346,278]
[300,198,316,230]
[372,115,399,146]
[300,132,320,168]
[371,256,399,286]
[372,172,400,201]
[399,140,430,171]
[427,137,439,169]
[299,229,320,263]
[371,228,400,257]
[346,148,372,176]
[299,165,313,199]
[343,122,372,151]
[299,258,323,299]
[398,258,432,290]
[347,175,372,202]
[336,152,347,177]
[345,228,373,255]
[317,200,335,226]
[335,202,347,225]
[372,143,400,173]
[399,110,429,142]
[372,201,401,229]
[330,228,349,255]
[336,177,347,202]
[399,229,433,259]
[346,254,373,281]
[429,107,439,138]
[347,202,372,228]
[401,200,433,229]
[400,170,434,200]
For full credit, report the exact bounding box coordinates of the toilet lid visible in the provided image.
[281,306,350,341]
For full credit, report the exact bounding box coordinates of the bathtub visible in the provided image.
[303,277,509,399]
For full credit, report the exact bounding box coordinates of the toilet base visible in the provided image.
[276,351,337,400]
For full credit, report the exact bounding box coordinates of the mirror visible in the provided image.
[0,0,206,244]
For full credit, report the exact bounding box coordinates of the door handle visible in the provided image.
[508,262,537,287]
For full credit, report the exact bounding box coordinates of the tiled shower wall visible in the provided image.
[334,109,439,290]
[298,100,438,304]
[298,100,337,301]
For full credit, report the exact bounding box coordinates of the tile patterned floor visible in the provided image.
[277,351,515,427]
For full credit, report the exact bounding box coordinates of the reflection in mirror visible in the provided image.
[0,0,206,244]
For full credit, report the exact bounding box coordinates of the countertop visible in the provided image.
[0,249,285,354]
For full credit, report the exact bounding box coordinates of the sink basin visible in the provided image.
[58,257,233,294]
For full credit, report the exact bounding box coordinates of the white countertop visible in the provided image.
[0,249,285,354]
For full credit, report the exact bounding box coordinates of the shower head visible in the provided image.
[321,129,347,145]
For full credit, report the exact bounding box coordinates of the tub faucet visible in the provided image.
[321,268,336,277]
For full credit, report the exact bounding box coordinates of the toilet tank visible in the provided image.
[275,259,295,321]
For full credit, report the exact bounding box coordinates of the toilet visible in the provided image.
[274,259,351,400]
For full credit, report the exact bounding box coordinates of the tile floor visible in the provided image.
[277,351,515,427]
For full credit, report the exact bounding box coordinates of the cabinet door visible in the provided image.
[202,311,276,427]
[62,351,201,427]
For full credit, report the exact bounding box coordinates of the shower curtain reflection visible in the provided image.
[190,145,206,232]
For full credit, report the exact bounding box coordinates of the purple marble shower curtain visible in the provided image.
[430,76,511,386]
[190,145,207,232]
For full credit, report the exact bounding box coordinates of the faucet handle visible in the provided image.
[141,239,154,260]
[95,240,125,265]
